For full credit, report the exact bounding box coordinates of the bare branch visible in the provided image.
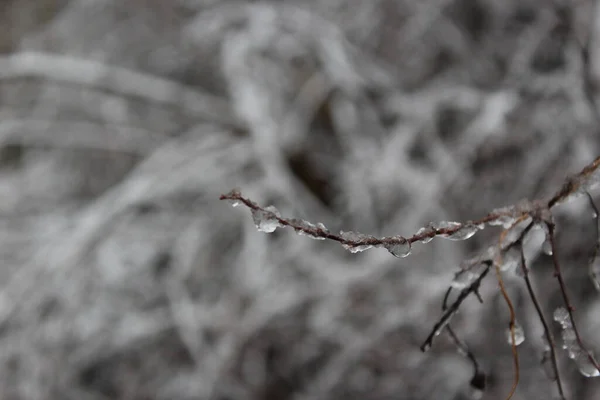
[420,261,492,352]
[518,244,566,400]
[547,222,600,375]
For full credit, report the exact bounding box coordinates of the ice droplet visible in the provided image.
[293,219,328,240]
[506,321,525,346]
[575,354,600,377]
[224,188,242,207]
[589,256,600,291]
[252,206,282,233]
[442,223,481,241]
[433,221,462,230]
[552,307,600,377]
[499,246,521,272]
[488,207,518,229]
[384,237,411,258]
[581,165,600,193]
[553,307,571,327]
[542,239,553,255]
[340,230,373,253]
[417,226,434,243]
[451,270,477,289]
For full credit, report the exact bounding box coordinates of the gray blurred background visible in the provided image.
[1,0,600,399]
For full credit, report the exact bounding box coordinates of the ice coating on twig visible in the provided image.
[498,246,521,273]
[554,307,600,378]
[488,206,520,229]
[416,226,435,243]
[340,231,373,253]
[441,222,483,241]
[506,320,525,346]
[252,206,283,233]
[451,270,478,289]
[293,219,328,240]
[384,237,411,258]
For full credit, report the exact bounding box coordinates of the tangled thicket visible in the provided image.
[2,0,600,399]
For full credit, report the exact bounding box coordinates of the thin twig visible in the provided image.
[546,222,600,373]
[495,221,528,400]
[420,261,492,352]
[587,192,600,291]
[220,189,532,251]
[441,288,486,393]
[518,244,566,400]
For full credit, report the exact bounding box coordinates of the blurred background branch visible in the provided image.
[1,1,600,399]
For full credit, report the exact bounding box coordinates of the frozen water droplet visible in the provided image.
[316,222,328,231]
[581,165,600,193]
[252,206,282,233]
[552,306,599,376]
[292,219,328,240]
[542,239,553,255]
[589,257,600,291]
[224,188,242,207]
[451,270,476,289]
[340,230,373,253]
[442,223,481,241]
[553,307,570,326]
[499,246,521,272]
[434,221,462,230]
[499,217,533,247]
[574,354,600,377]
[506,321,525,346]
[417,226,434,243]
[488,207,518,229]
[384,237,411,258]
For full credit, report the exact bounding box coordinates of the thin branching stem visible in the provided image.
[546,222,600,373]
[494,262,519,400]
[494,217,532,400]
[442,288,485,392]
[221,154,600,394]
[420,262,492,352]
[518,244,566,400]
